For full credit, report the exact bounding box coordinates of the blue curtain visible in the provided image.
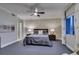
[66,16,74,35]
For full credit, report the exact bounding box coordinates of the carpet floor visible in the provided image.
[0,40,73,55]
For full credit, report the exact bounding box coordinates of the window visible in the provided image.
[66,16,74,35]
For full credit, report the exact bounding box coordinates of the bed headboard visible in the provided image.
[34,29,48,34]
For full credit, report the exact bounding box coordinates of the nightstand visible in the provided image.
[49,34,56,41]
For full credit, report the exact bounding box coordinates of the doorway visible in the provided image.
[17,21,23,41]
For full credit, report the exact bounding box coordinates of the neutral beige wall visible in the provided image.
[24,18,62,40]
[65,4,76,51]
[74,4,79,51]
[64,4,79,52]
[54,25,62,39]
[0,8,18,48]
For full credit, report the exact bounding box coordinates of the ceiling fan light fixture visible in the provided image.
[37,14,40,17]
[35,8,38,12]
[34,12,37,16]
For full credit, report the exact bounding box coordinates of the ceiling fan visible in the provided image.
[30,8,45,17]
[14,3,45,17]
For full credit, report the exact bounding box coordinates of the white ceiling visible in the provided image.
[0,3,72,20]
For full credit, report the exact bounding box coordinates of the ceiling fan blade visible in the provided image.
[37,14,40,17]
[37,12,45,14]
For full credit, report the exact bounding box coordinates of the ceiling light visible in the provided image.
[28,29,32,32]
[50,29,55,32]
[34,13,37,16]
[35,8,38,12]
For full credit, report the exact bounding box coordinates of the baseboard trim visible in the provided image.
[66,44,75,52]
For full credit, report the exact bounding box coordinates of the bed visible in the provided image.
[23,34,52,47]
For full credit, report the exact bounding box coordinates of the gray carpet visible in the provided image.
[0,40,73,55]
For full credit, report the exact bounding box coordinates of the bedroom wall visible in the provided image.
[74,4,79,51]
[23,19,62,40]
[63,3,79,52]
[0,8,19,48]
[65,4,76,51]
[54,25,62,39]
